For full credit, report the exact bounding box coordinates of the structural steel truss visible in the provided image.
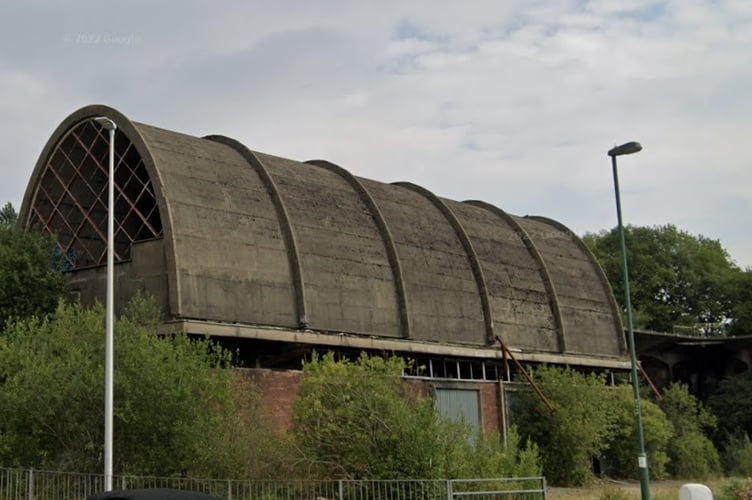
[30,119,162,269]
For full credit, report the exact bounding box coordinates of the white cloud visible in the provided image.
[0,0,750,267]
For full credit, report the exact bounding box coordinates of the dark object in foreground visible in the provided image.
[86,488,221,500]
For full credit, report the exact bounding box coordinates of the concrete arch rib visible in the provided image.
[394,182,495,345]
[205,135,308,328]
[306,160,411,338]
[526,215,626,354]
[17,104,182,316]
[465,201,566,352]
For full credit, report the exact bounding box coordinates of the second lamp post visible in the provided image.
[608,141,650,500]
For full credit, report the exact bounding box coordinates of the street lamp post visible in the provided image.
[94,116,117,492]
[608,141,650,500]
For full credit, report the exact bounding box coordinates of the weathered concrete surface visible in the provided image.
[20,104,628,364]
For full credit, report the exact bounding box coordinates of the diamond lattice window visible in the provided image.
[29,119,162,270]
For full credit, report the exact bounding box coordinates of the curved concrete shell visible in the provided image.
[20,104,628,367]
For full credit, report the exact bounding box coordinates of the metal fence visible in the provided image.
[0,468,546,500]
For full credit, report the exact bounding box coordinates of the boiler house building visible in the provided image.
[19,104,633,433]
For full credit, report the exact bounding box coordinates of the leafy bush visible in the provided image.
[661,383,720,479]
[668,431,721,479]
[292,352,438,479]
[601,386,672,480]
[722,478,752,500]
[510,365,618,486]
[603,382,722,481]
[0,204,67,327]
[721,432,752,477]
[443,426,540,480]
[662,383,717,433]
[708,373,752,446]
[292,352,540,480]
[0,297,278,478]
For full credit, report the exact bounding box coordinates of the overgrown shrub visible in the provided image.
[601,386,672,480]
[0,296,280,478]
[661,383,721,479]
[0,205,68,327]
[510,365,618,486]
[668,430,721,479]
[442,427,540,480]
[722,478,752,500]
[721,431,752,477]
[292,352,540,480]
[708,373,752,448]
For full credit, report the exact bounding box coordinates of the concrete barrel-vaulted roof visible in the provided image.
[20,104,629,367]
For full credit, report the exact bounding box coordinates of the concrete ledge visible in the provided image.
[165,318,633,370]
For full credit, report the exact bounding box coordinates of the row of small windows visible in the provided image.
[403,356,504,381]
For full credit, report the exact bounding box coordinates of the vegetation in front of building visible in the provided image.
[708,372,752,444]
[2,294,752,487]
[719,432,752,477]
[511,366,618,486]
[0,296,282,478]
[0,202,68,326]
[292,352,541,480]
[660,383,721,479]
[0,297,540,481]
[722,478,752,500]
[601,385,672,480]
[511,366,732,487]
[3,200,752,491]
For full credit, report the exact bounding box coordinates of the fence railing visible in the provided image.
[0,468,546,500]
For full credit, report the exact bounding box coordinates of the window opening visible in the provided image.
[29,119,162,269]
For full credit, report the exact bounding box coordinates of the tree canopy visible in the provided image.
[0,296,279,478]
[0,202,17,227]
[509,365,668,485]
[583,224,750,335]
[707,372,752,443]
[660,383,721,479]
[0,202,68,327]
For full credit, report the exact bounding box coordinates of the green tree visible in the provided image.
[602,386,673,480]
[293,353,439,479]
[0,202,67,327]
[660,383,720,479]
[706,373,752,476]
[292,352,539,480]
[707,373,752,445]
[0,296,280,478]
[583,224,745,334]
[510,366,619,486]
[0,202,17,227]
[727,270,752,336]
[720,431,752,476]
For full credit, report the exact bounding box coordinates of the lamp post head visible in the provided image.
[93,116,117,131]
[608,141,642,157]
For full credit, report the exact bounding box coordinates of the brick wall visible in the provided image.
[235,369,504,436]
[479,382,501,434]
[233,368,303,434]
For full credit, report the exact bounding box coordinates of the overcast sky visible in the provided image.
[2,0,750,268]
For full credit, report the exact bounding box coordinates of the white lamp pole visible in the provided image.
[94,116,117,491]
